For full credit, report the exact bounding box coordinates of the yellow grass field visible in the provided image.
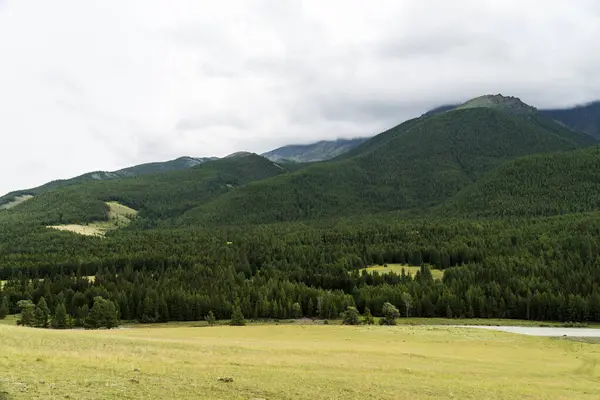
[364,264,445,280]
[1,324,599,399]
[47,201,137,237]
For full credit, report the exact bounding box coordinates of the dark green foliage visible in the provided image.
[52,302,68,329]
[341,306,361,325]
[188,108,591,226]
[85,296,119,329]
[0,296,9,319]
[17,300,35,326]
[362,307,375,325]
[401,292,412,318]
[262,138,368,162]
[230,305,246,326]
[205,310,216,326]
[541,101,600,139]
[380,302,400,325]
[442,146,600,217]
[34,297,50,328]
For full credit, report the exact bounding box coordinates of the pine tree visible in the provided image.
[35,297,50,328]
[362,307,375,325]
[52,302,68,329]
[85,297,119,329]
[205,310,216,326]
[292,302,302,318]
[0,296,9,319]
[230,304,246,326]
[158,296,169,322]
[17,300,35,327]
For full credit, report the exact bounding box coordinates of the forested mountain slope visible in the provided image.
[440,146,600,217]
[541,101,600,139]
[0,156,217,206]
[181,106,593,225]
[0,154,286,227]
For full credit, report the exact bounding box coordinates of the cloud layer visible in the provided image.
[1,0,599,194]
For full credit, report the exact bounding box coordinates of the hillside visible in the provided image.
[0,156,217,206]
[541,101,600,139]
[0,154,287,227]
[262,138,368,162]
[440,145,600,217]
[181,103,593,225]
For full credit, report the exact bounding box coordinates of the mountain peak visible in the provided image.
[457,94,537,114]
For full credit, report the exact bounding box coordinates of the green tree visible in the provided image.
[52,302,68,329]
[362,306,375,325]
[17,300,35,327]
[380,302,399,325]
[158,295,169,322]
[230,304,246,326]
[85,297,119,329]
[35,296,50,328]
[205,310,216,326]
[0,296,9,319]
[341,306,361,325]
[292,302,302,318]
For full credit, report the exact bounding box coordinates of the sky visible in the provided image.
[1,0,600,195]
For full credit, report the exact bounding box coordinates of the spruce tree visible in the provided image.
[158,296,169,322]
[230,305,246,326]
[0,296,9,319]
[35,297,50,328]
[362,307,375,325]
[17,300,35,327]
[52,302,68,329]
[205,310,216,326]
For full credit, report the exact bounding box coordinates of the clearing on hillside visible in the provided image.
[47,201,137,237]
[0,324,598,399]
[0,194,33,210]
[363,264,445,280]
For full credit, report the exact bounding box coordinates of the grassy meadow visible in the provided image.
[1,323,599,399]
[364,264,445,280]
[47,201,137,237]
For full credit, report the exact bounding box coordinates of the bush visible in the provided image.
[341,306,361,325]
[205,310,216,326]
[362,307,375,325]
[230,305,246,326]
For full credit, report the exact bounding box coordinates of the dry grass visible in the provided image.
[364,264,445,280]
[0,195,33,210]
[46,202,137,237]
[1,324,599,399]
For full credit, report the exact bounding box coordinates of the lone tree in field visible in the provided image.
[52,302,68,329]
[362,307,375,325]
[0,296,9,319]
[341,306,361,325]
[205,310,216,326]
[230,304,246,326]
[34,297,50,328]
[17,300,35,327]
[85,296,119,329]
[401,292,412,318]
[379,302,400,325]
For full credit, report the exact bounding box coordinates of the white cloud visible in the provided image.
[0,0,599,194]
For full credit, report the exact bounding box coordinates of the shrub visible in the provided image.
[380,302,400,325]
[341,306,361,325]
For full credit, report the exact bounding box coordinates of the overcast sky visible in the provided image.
[1,0,600,195]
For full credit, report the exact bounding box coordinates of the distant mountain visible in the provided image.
[540,101,600,139]
[181,95,594,225]
[262,138,368,162]
[0,156,217,206]
[425,96,600,140]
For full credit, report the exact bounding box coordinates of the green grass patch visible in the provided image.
[364,264,445,280]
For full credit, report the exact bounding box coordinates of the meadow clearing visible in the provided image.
[363,264,445,280]
[1,322,599,399]
[47,201,137,237]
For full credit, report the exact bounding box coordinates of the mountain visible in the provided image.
[540,101,600,139]
[0,154,287,227]
[262,138,368,162]
[440,145,600,217]
[426,96,600,140]
[0,156,217,207]
[180,97,594,226]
